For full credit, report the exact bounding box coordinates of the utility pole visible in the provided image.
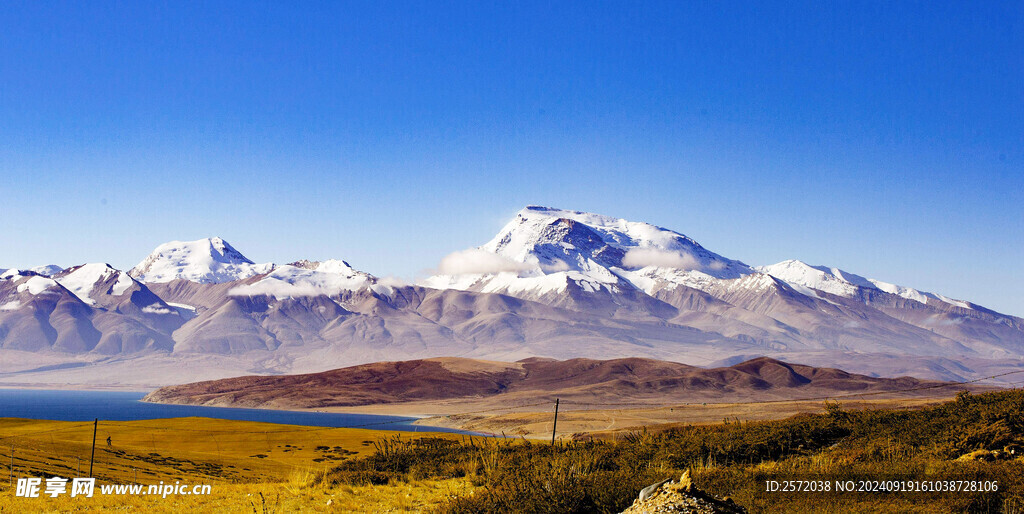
[551,398,560,445]
[89,419,98,478]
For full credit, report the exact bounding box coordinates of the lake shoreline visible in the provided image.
[0,389,484,434]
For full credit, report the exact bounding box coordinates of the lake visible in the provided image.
[0,389,477,434]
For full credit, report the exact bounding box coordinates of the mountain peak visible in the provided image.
[54,263,136,306]
[28,264,64,277]
[129,237,273,284]
[203,237,252,264]
[424,206,752,297]
[1,268,29,280]
[487,206,750,275]
[757,260,874,298]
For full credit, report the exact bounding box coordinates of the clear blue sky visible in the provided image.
[1,1,1022,315]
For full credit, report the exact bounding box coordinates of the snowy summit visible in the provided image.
[423,205,751,296]
[129,237,274,284]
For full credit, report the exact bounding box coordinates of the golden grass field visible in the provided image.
[0,417,474,512]
[0,392,974,512]
[415,396,952,439]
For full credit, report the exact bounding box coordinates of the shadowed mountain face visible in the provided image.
[2,207,1024,388]
[142,356,947,410]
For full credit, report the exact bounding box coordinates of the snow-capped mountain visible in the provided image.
[1,269,64,298]
[423,207,990,318]
[52,263,182,325]
[423,206,751,299]
[54,263,135,306]
[0,266,177,354]
[758,260,973,309]
[226,259,390,300]
[422,206,1023,365]
[129,237,274,284]
[1,207,1022,388]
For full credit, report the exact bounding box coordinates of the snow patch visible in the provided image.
[935,294,971,309]
[17,276,58,295]
[310,260,357,275]
[111,272,134,296]
[869,279,928,303]
[481,272,573,295]
[166,302,198,321]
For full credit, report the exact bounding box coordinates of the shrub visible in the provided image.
[317,390,1024,513]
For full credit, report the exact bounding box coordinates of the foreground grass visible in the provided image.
[0,417,469,512]
[314,389,1024,513]
[0,477,473,512]
[425,396,952,438]
[3,390,1024,512]
[0,417,465,484]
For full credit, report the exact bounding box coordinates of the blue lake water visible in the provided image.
[0,389,477,434]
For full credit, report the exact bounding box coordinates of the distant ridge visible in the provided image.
[142,356,948,410]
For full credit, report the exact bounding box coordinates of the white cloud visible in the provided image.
[229,281,334,299]
[622,248,701,270]
[228,275,370,300]
[377,276,408,288]
[142,304,174,315]
[539,260,570,273]
[436,249,533,275]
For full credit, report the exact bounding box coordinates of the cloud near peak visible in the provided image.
[622,248,701,270]
[437,249,534,275]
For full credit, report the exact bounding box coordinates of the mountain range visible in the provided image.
[2,206,1022,388]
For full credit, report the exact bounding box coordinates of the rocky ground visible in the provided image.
[622,471,746,514]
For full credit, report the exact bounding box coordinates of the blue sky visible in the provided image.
[1,1,1022,315]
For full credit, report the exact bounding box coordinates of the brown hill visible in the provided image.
[142,356,949,411]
